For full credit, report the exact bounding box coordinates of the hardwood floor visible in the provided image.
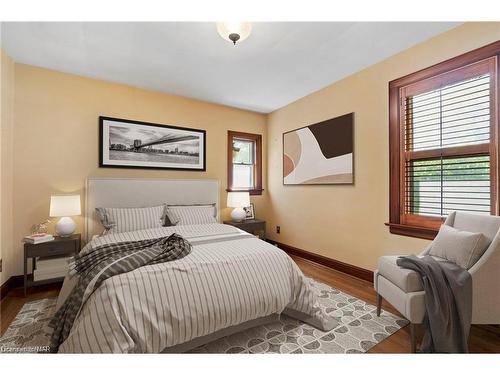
[1,256,499,353]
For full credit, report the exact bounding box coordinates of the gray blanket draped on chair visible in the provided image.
[49,233,192,352]
[396,255,472,353]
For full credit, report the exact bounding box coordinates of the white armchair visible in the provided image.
[374,211,500,352]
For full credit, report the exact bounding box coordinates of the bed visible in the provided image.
[55,178,335,353]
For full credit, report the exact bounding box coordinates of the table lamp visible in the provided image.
[49,195,81,237]
[227,192,250,222]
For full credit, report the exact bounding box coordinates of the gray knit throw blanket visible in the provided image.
[49,233,192,352]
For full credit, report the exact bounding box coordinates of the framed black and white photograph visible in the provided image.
[243,203,255,219]
[99,116,206,171]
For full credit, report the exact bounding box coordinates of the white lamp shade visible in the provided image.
[227,192,250,208]
[216,22,252,44]
[49,195,81,217]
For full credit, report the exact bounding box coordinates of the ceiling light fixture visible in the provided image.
[216,22,252,45]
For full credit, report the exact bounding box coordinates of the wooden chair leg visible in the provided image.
[376,293,382,316]
[410,323,417,353]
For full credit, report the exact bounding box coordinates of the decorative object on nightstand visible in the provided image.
[30,219,51,235]
[23,233,81,296]
[223,219,266,240]
[243,203,255,219]
[227,191,250,222]
[49,195,81,237]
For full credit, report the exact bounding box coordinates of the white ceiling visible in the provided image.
[1,22,459,113]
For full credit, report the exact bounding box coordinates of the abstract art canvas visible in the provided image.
[283,113,354,185]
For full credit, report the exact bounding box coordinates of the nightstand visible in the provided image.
[23,234,81,296]
[223,219,266,240]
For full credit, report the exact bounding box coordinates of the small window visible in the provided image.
[227,131,262,195]
[388,41,500,239]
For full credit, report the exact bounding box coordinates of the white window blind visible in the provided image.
[407,74,491,152]
[403,60,495,217]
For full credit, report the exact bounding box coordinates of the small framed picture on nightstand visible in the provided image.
[243,203,255,219]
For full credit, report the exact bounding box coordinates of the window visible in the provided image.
[388,41,500,239]
[227,131,263,195]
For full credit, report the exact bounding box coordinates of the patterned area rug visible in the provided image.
[0,281,407,354]
[0,298,55,353]
[190,281,408,353]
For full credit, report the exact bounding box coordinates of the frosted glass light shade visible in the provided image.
[227,192,250,208]
[216,22,252,44]
[49,195,81,217]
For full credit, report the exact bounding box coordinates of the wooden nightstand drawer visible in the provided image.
[235,221,263,232]
[25,240,76,258]
[223,219,266,240]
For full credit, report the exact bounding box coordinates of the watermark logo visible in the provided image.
[0,345,50,353]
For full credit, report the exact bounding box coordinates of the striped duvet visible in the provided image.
[56,223,334,353]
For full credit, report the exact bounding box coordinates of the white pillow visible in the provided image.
[429,224,490,269]
[166,204,217,226]
[95,205,166,234]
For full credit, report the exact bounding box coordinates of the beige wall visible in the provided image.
[1,48,15,284]
[7,64,267,279]
[266,22,500,271]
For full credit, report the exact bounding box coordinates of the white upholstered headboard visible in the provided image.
[85,177,220,243]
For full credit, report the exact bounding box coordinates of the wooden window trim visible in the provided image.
[227,130,263,196]
[387,41,500,240]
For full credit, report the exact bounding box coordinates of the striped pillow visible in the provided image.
[96,205,166,234]
[166,204,217,226]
